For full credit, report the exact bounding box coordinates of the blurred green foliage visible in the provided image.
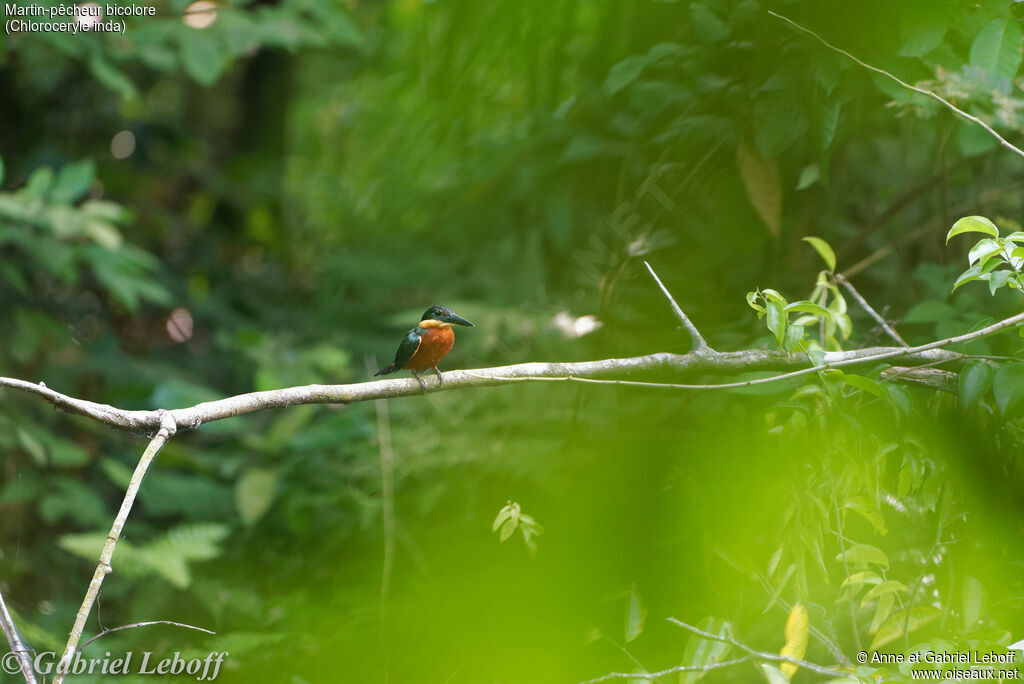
[3,0,1024,682]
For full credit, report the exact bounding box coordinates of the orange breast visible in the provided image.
[404,327,455,370]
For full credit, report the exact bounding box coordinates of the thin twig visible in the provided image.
[833,273,909,347]
[768,11,1024,162]
[53,410,177,684]
[0,589,37,684]
[579,657,753,683]
[644,261,711,352]
[79,620,215,649]
[667,617,847,678]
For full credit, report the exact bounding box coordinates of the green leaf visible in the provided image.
[899,15,947,57]
[959,362,994,409]
[843,374,889,401]
[766,300,786,347]
[746,291,766,314]
[969,18,1024,89]
[947,216,999,243]
[753,93,808,158]
[51,159,95,204]
[968,238,1004,266]
[796,164,820,190]
[988,269,1013,295]
[180,30,226,87]
[499,517,517,542]
[0,155,5,186]
[781,323,805,352]
[861,580,907,606]
[679,617,731,684]
[837,543,889,569]
[843,496,888,535]
[689,3,729,42]
[88,54,137,99]
[624,583,647,643]
[783,301,830,317]
[868,606,941,650]
[236,468,278,526]
[802,236,836,270]
[840,570,883,589]
[492,502,519,532]
[993,363,1024,415]
[737,142,782,237]
[602,42,681,95]
[759,664,790,684]
[962,575,986,631]
[952,260,1000,293]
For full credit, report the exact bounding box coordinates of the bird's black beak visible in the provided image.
[442,312,474,327]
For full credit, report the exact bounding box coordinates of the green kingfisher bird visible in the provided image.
[374,305,475,388]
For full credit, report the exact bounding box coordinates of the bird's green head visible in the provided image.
[421,305,474,327]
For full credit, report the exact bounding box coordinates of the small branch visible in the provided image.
[0,589,37,684]
[478,308,1024,391]
[579,657,753,683]
[53,411,177,684]
[79,620,215,650]
[833,273,908,347]
[644,261,711,352]
[768,11,1024,162]
[667,618,847,678]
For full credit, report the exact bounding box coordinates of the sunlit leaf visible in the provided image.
[947,216,999,243]
[624,583,646,643]
[783,301,830,317]
[802,237,836,270]
[967,238,1003,266]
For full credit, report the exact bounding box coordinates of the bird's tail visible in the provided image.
[374,364,396,377]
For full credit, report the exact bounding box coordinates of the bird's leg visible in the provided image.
[411,369,427,390]
[432,367,444,384]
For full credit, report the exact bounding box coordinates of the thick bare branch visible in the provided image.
[5,310,1023,434]
[0,589,37,684]
[644,260,711,352]
[53,411,177,684]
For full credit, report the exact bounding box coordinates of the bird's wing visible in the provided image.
[389,328,423,370]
